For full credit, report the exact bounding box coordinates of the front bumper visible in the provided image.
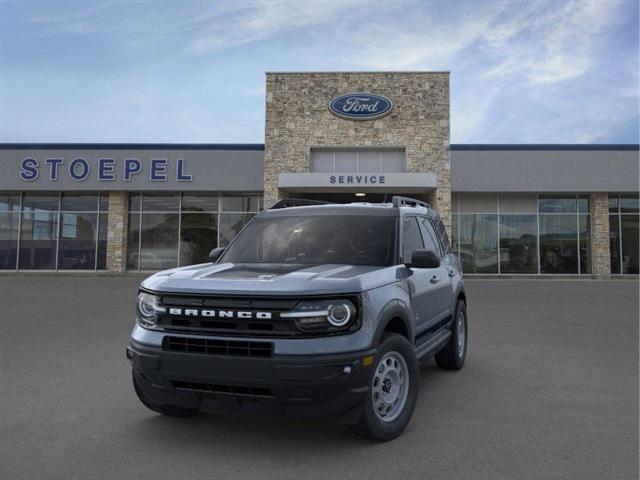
[128,339,376,422]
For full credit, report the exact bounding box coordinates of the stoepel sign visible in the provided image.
[19,157,192,182]
[329,93,393,120]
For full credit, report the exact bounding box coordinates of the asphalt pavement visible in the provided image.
[1,276,638,480]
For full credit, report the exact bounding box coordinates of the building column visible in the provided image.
[591,192,611,277]
[106,191,129,273]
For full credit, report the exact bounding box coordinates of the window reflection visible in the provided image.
[458,214,498,273]
[0,212,19,269]
[499,215,537,273]
[539,215,578,274]
[58,213,98,269]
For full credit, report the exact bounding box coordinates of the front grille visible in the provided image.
[171,380,274,398]
[157,295,300,337]
[163,336,273,357]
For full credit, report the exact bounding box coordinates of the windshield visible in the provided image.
[220,214,396,266]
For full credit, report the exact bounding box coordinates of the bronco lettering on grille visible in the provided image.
[167,308,273,320]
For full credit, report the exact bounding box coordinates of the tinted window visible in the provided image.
[222,215,396,266]
[418,217,441,256]
[434,217,451,253]
[402,217,424,263]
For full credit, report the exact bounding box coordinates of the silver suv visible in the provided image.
[128,196,467,441]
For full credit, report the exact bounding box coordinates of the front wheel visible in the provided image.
[350,333,419,441]
[435,299,467,370]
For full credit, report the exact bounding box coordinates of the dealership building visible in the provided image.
[0,72,638,276]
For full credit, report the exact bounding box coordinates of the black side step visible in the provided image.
[415,329,451,360]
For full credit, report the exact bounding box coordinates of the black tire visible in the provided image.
[350,333,419,442]
[132,372,200,417]
[435,299,467,370]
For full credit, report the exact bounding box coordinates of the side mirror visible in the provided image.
[208,247,225,263]
[407,249,440,269]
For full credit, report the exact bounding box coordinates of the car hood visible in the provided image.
[140,262,402,296]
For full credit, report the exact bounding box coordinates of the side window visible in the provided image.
[402,217,424,263]
[418,217,442,257]
[434,216,451,253]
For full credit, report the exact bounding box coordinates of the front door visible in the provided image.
[401,216,450,336]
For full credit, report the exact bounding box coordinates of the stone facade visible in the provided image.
[106,191,129,273]
[590,192,611,277]
[264,72,451,231]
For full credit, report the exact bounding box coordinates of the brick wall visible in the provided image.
[591,192,611,277]
[106,191,129,272]
[264,72,451,231]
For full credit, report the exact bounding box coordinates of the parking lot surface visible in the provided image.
[1,276,638,480]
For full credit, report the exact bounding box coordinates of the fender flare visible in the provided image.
[371,299,414,347]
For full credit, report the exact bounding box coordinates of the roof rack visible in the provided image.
[270,198,334,209]
[391,196,430,209]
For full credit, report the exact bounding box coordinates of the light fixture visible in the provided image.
[355,192,366,197]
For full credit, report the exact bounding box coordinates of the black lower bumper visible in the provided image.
[128,340,376,423]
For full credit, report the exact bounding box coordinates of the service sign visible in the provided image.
[329,93,393,120]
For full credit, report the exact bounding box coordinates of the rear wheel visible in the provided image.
[132,372,200,417]
[350,333,419,441]
[435,299,467,370]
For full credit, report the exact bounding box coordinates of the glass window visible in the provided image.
[219,213,254,247]
[99,193,109,212]
[57,212,98,269]
[451,214,459,255]
[579,215,591,274]
[311,151,333,172]
[358,151,380,172]
[499,215,537,274]
[19,211,58,269]
[61,193,98,212]
[139,213,178,270]
[434,217,451,253]
[0,192,21,212]
[538,196,577,213]
[127,213,141,270]
[96,213,108,270]
[620,215,639,274]
[458,214,498,273]
[22,193,59,212]
[180,213,218,266]
[539,215,578,274]
[402,217,424,263]
[129,193,141,212]
[221,215,396,266]
[418,217,441,256]
[334,151,358,172]
[608,194,619,214]
[220,195,259,213]
[181,193,219,212]
[609,215,621,274]
[577,195,590,214]
[620,194,639,214]
[0,212,19,269]
[142,193,179,212]
[381,150,405,172]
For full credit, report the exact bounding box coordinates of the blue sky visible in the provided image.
[1,0,638,144]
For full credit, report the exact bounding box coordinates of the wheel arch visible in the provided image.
[372,299,414,347]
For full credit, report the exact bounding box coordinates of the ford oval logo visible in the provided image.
[329,93,393,120]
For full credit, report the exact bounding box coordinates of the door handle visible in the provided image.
[448,268,457,277]
[430,275,440,284]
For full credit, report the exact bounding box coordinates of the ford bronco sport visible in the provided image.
[128,196,467,441]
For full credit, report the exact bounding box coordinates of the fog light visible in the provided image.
[126,348,134,361]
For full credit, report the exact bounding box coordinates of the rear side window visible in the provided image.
[402,217,424,263]
[418,217,442,257]
[434,216,451,253]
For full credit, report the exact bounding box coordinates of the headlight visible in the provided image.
[282,299,357,333]
[136,292,164,327]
